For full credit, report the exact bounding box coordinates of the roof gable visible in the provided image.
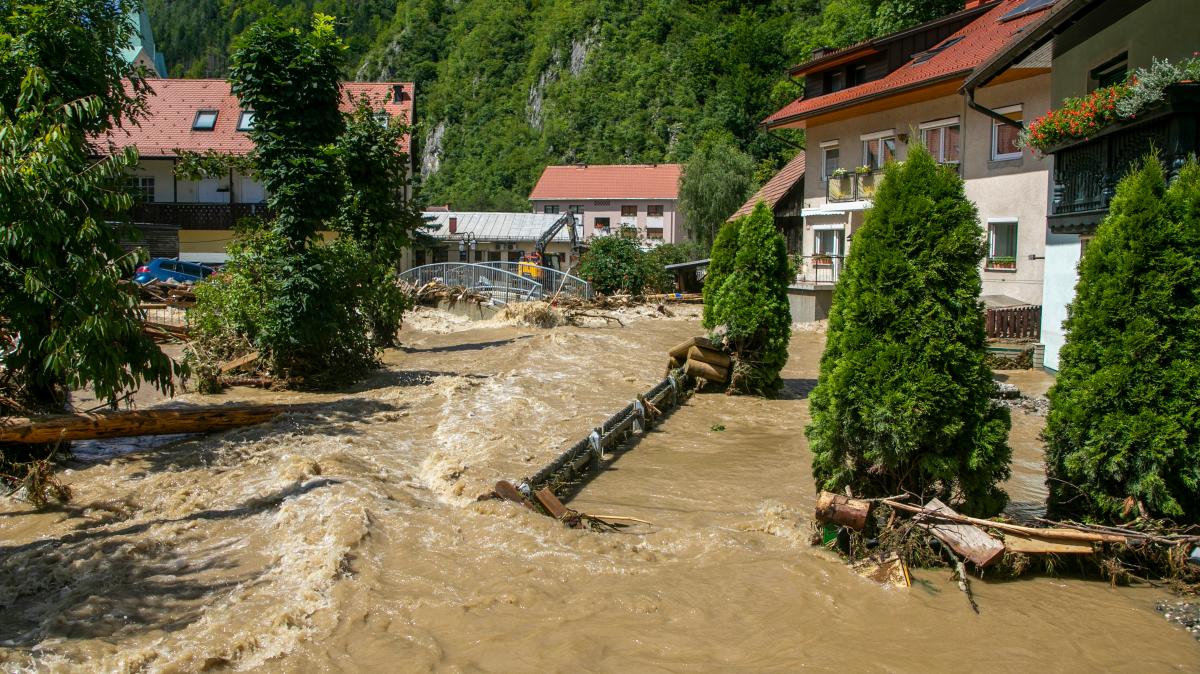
[729,152,805,221]
[529,164,682,200]
[765,0,1057,128]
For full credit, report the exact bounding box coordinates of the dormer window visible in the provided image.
[193,110,218,131]
[237,110,255,131]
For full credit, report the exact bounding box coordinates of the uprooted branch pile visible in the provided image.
[815,491,1200,594]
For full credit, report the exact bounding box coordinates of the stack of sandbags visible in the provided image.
[667,336,730,385]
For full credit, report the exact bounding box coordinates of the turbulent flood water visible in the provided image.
[0,307,1195,672]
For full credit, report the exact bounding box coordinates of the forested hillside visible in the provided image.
[146,0,962,210]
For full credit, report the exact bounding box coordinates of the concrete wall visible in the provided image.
[786,287,832,323]
[1041,232,1082,371]
[530,199,684,243]
[1052,0,1197,103]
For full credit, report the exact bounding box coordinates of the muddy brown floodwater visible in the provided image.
[0,307,1195,672]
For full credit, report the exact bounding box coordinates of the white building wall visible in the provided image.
[1041,232,1082,371]
[531,199,685,243]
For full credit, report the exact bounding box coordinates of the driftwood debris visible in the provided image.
[914,498,1007,568]
[219,351,261,374]
[1003,532,1096,555]
[883,498,1127,545]
[852,552,911,588]
[0,404,297,444]
[668,336,719,360]
[815,491,872,531]
[492,480,535,511]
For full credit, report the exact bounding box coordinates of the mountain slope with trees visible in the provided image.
[146,0,964,211]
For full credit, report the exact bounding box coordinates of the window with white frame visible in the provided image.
[991,105,1023,161]
[127,176,155,203]
[237,110,255,131]
[861,130,896,170]
[813,229,843,263]
[986,219,1018,269]
[821,141,840,181]
[920,117,960,165]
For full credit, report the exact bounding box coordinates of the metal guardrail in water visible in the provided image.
[397,262,593,302]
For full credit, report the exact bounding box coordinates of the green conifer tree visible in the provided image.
[709,202,792,395]
[702,217,742,330]
[1044,157,1200,522]
[806,146,1011,515]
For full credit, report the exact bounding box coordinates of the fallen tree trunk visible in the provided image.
[668,336,720,360]
[687,345,732,369]
[685,358,728,384]
[815,491,872,530]
[0,404,299,443]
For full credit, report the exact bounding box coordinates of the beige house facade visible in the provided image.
[529,164,687,244]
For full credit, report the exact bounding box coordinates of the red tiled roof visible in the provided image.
[764,0,1056,127]
[529,164,682,200]
[729,152,805,220]
[97,78,414,157]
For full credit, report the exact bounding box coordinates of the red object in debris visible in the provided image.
[136,266,150,273]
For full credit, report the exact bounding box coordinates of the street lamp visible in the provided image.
[456,232,477,262]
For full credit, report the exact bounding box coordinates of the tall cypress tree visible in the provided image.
[806,146,1011,515]
[1045,157,1200,523]
[702,217,742,330]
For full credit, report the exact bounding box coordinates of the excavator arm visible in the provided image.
[533,211,577,259]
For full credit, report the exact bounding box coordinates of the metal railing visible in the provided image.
[397,262,592,302]
[793,254,845,285]
[130,203,272,230]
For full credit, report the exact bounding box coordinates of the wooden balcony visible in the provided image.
[129,202,273,230]
[1049,84,1200,234]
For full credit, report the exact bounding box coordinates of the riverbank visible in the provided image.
[0,308,1193,671]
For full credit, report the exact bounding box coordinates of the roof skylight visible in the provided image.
[237,110,255,132]
[911,36,965,65]
[193,110,218,131]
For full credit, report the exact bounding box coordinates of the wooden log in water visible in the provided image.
[219,351,261,374]
[687,345,732,369]
[0,404,297,444]
[685,358,728,384]
[915,498,1006,568]
[815,491,872,531]
[668,336,719,359]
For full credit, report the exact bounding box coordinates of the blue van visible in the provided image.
[134,259,215,285]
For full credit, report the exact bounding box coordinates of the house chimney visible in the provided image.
[449,216,457,234]
[392,84,406,103]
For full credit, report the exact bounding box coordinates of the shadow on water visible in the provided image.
[782,378,818,399]
[398,336,530,355]
[0,478,339,646]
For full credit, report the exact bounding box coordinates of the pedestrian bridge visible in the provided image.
[397,262,593,303]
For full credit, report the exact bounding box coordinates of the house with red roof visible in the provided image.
[528,164,686,244]
[764,0,1057,324]
[97,78,414,264]
[728,152,806,252]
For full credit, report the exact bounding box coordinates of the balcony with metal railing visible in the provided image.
[826,170,883,203]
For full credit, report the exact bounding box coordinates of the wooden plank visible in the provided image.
[219,351,261,374]
[493,480,534,510]
[916,498,1006,568]
[1004,532,1096,555]
[0,404,296,443]
[534,487,569,519]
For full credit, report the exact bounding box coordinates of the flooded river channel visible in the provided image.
[0,308,1194,672]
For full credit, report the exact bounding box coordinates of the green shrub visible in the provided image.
[578,235,650,295]
[709,202,792,395]
[702,217,742,329]
[1044,157,1200,522]
[805,146,1011,516]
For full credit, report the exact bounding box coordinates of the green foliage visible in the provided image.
[1044,157,1200,523]
[805,146,1011,516]
[702,217,741,329]
[788,0,964,60]
[174,149,258,181]
[1,0,149,134]
[0,65,178,413]
[679,130,756,246]
[577,236,650,296]
[709,202,791,395]
[230,13,346,246]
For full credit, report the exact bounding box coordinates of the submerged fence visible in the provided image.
[985,305,1042,340]
[514,368,691,498]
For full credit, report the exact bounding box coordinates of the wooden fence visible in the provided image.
[985,305,1041,340]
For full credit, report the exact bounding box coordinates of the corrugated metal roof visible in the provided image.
[421,212,575,243]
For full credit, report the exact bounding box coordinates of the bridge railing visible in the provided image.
[397,262,592,302]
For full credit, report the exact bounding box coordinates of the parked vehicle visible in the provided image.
[133,258,214,285]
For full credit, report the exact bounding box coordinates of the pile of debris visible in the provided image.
[400,279,489,308]
[814,491,1200,605]
[666,336,730,387]
[133,279,198,308]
